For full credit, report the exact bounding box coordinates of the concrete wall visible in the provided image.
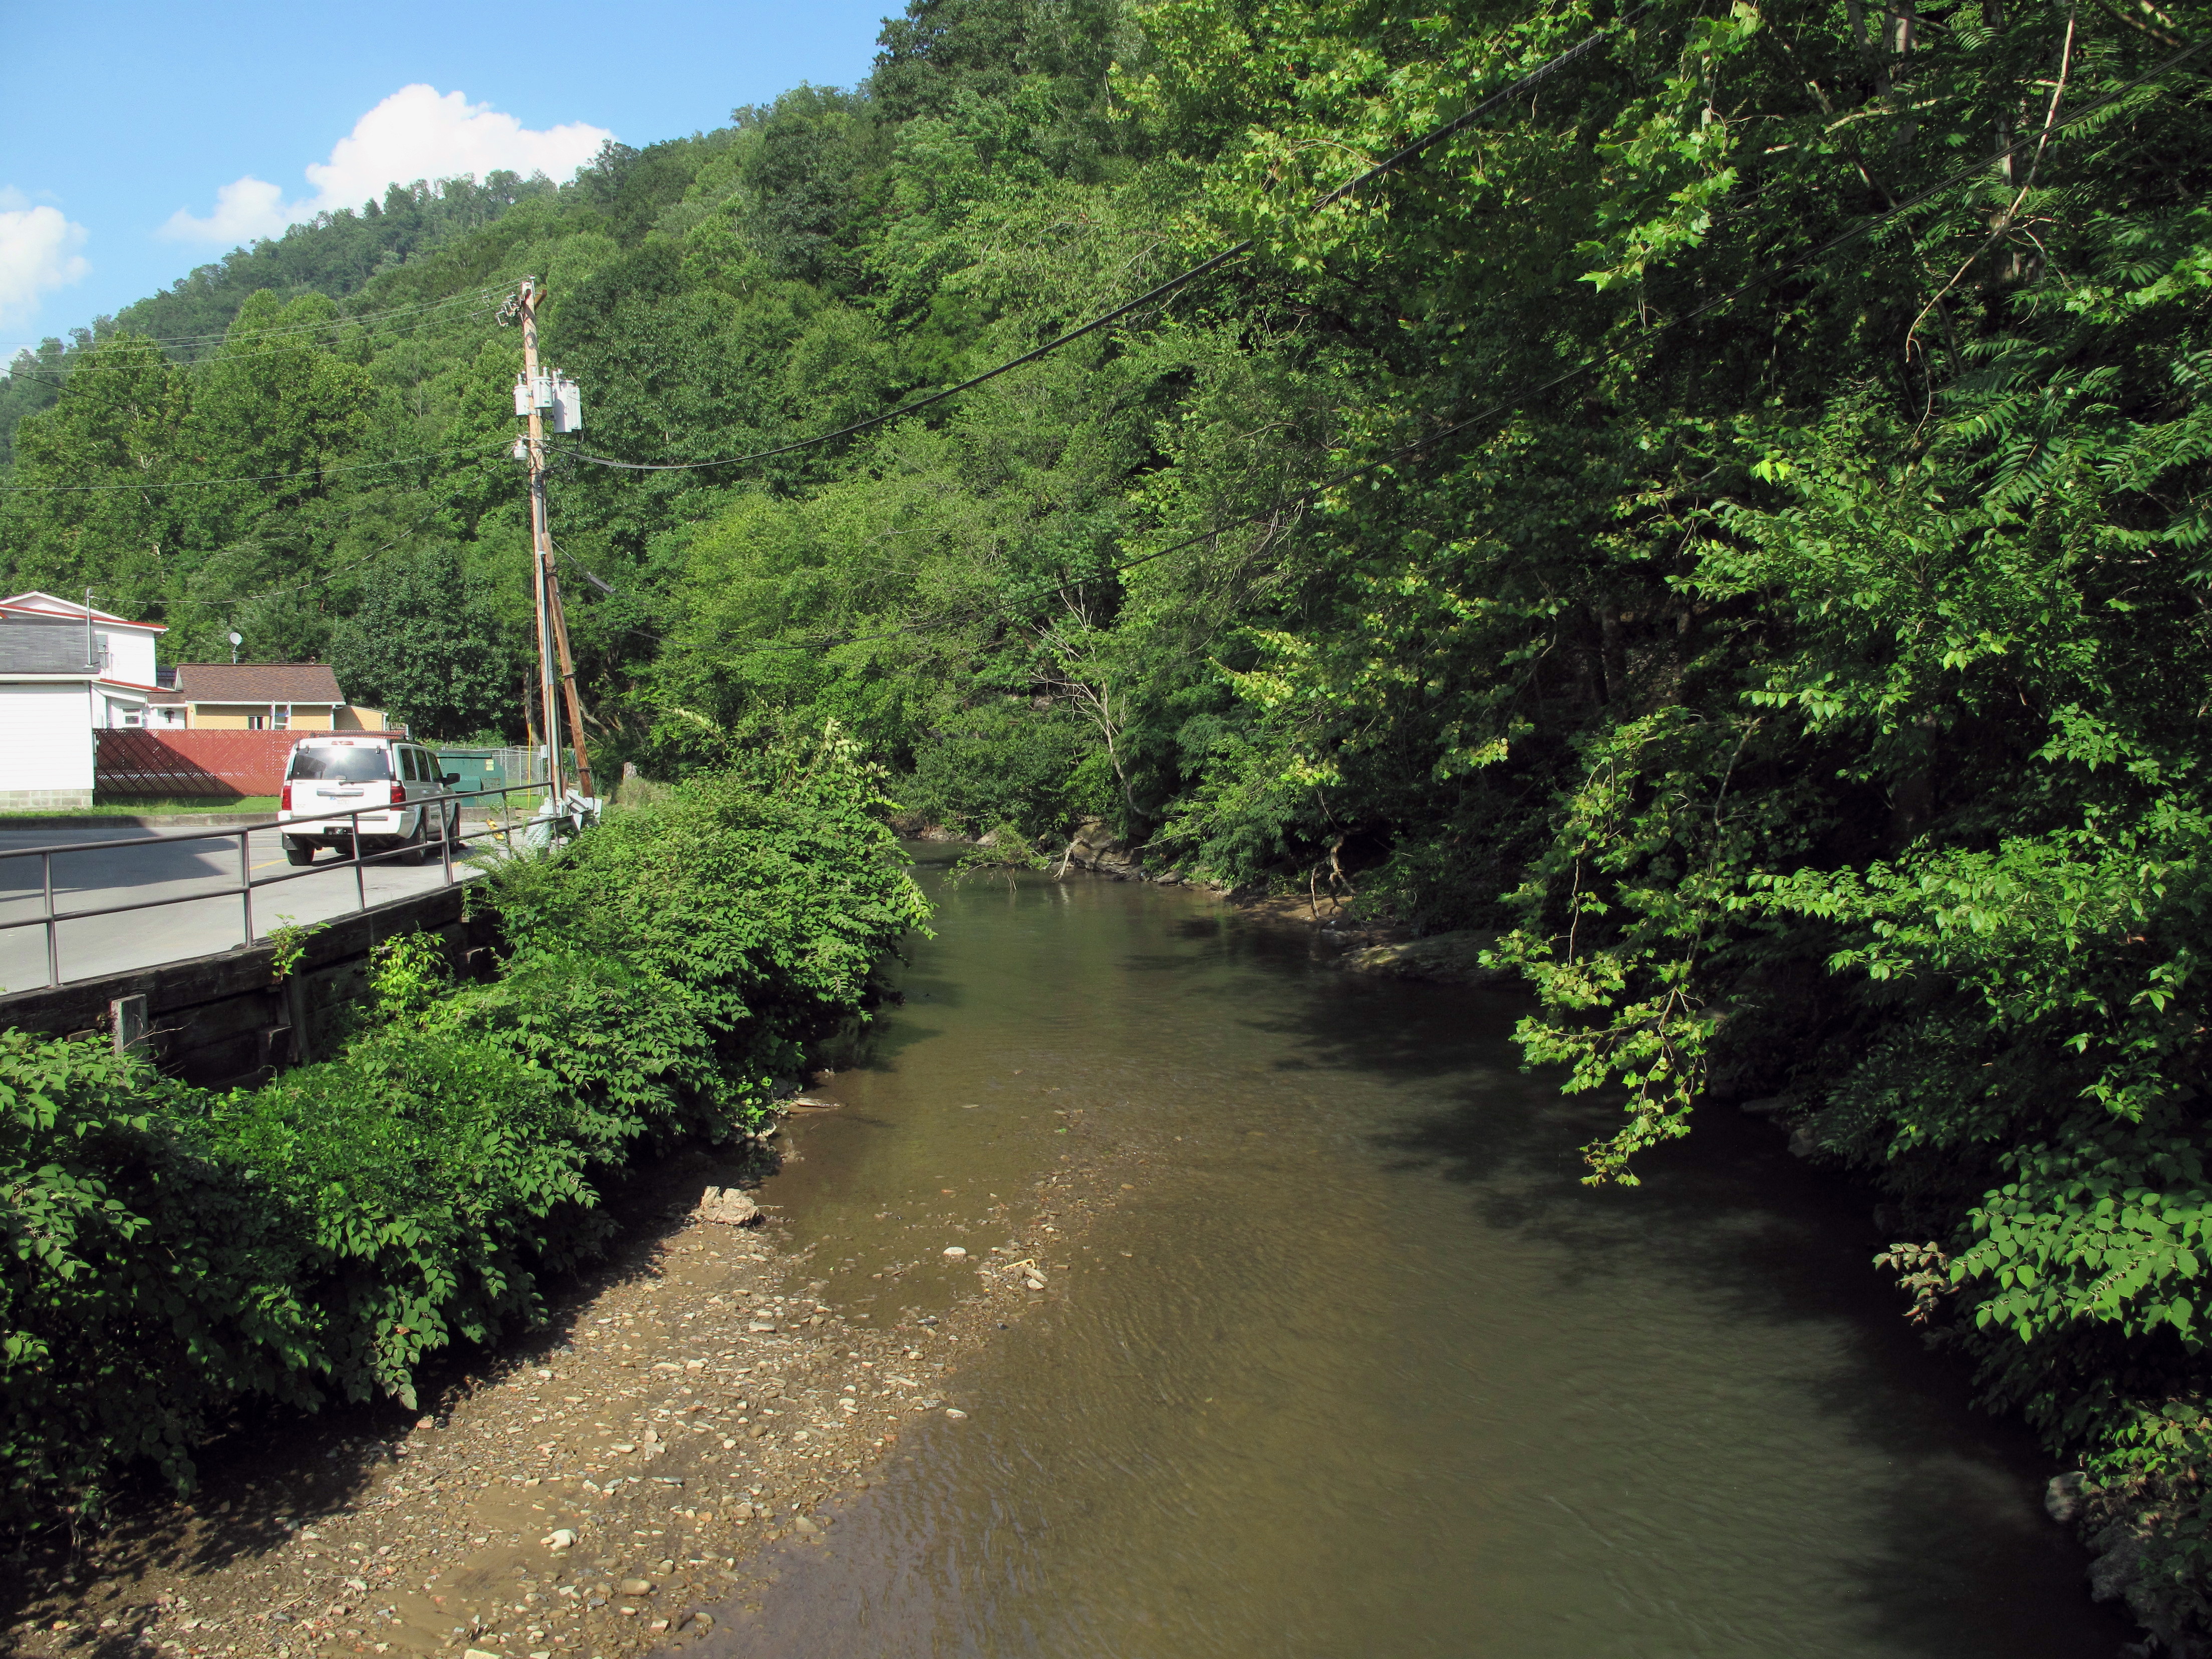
[0,884,498,1088]
[0,681,93,808]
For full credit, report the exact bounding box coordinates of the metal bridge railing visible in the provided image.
[0,780,583,989]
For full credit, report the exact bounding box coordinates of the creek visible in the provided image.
[696,845,2132,1657]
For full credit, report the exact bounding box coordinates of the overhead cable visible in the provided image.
[627,29,2211,664]
[572,3,1655,478]
[0,435,515,494]
[0,286,509,357]
[154,500,461,611]
[1109,29,2212,577]
[3,304,507,383]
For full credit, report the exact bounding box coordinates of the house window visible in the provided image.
[247,715,268,730]
[274,704,291,730]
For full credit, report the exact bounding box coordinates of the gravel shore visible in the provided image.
[1,1123,1091,1659]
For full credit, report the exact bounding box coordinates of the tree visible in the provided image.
[0,336,187,615]
[329,543,521,738]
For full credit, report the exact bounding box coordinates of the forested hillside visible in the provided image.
[8,0,2212,1631]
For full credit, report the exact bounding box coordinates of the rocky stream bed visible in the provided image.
[0,1100,1121,1659]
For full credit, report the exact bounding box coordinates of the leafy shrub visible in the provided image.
[0,747,925,1527]
[904,702,1094,839]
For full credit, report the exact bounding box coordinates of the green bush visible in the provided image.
[0,745,926,1528]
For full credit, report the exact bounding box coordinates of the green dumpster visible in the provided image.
[432,747,507,799]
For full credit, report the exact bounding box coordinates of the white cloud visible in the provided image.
[158,176,291,245]
[159,85,612,247]
[0,197,90,331]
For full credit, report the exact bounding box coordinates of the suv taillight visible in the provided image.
[281,781,292,812]
[391,782,407,804]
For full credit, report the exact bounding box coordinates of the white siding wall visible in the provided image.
[0,682,93,808]
[103,626,158,685]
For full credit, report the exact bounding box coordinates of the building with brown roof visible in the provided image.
[145,663,390,733]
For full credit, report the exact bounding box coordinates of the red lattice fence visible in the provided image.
[96,730,301,797]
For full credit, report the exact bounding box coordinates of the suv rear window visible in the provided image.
[288,746,392,782]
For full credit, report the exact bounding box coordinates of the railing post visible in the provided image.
[238,828,254,948]
[42,849,58,988]
[440,793,454,885]
[354,805,367,913]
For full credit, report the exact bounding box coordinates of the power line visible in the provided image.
[1,302,507,384]
[1108,30,2212,578]
[0,435,515,494]
[575,243,1255,475]
[153,502,461,614]
[0,286,510,357]
[593,30,2209,669]
[571,3,1656,480]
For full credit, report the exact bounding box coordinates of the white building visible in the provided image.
[0,593,165,810]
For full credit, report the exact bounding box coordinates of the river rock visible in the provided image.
[1337,930,1514,988]
[2046,1472,2089,1524]
[943,1246,968,1258]
[540,1529,577,1550]
[697,1186,760,1226]
[1059,817,1143,880]
[620,1577,653,1596]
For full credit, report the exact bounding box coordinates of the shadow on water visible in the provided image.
[1283,971,2135,1658]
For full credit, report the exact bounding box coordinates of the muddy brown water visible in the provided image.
[694,845,2132,1658]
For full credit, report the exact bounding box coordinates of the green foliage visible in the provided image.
[265,917,327,983]
[949,822,1051,886]
[0,753,923,1527]
[330,542,523,738]
[16,0,2212,1621]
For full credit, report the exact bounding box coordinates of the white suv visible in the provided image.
[279,736,461,867]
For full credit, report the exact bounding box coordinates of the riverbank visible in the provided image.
[0,1089,1124,1658]
[5,854,2139,1659]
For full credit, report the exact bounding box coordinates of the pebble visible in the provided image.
[794,1516,820,1537]
[944,1408,968,1420]
[620,1577,653,1595]
[540,1529,577,1550]
[943,1246,968,1257]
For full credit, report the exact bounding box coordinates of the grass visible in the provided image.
[0,797,285,819]
[0,794,552,822]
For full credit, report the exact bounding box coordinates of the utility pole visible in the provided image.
[511,279,597,801]
[515,278,566,801]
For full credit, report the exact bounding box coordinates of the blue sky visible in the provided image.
[0,0,895,346]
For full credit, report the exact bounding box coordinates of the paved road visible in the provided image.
[0,820,510,992]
